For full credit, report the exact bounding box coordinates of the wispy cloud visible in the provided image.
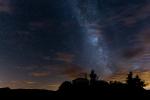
[0,0,12,13]
[54,52,75,63]
[30,72,49,77]
[62,64,86,79]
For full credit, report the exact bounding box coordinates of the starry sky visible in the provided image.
[0,0,149,90]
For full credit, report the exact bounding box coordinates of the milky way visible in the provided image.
[67,0,111,77]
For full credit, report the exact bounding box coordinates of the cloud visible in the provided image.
[122,47,144,59]
[47,83,60,91]
[25,81,38,85]
[55,52,75,63]
[103,1,150,28]
[30,72,49,77]
[139,27,150,47]
[27,61,86,80]
[29,20,54,31]
[0,0,12,13]
[62,63,86,79]
[122,2,150,27]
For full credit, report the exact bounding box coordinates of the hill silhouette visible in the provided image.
[0,70,150,99]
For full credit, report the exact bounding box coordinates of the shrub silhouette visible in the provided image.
[126,72,145,90]
[58,81,72,92]
[72,78,89,88]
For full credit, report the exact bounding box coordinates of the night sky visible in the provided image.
[0,0,149,90]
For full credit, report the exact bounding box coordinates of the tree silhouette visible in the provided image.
[134,75,145,89]
[90,70,97,85]
[126,71,133,86]
[126,72,145,90]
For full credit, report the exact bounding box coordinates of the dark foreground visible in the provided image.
[0,87,150,99]
[1,71,150,99]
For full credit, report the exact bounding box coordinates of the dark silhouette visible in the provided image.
[58,81,72,92]
[126,72,145,90]
[126,71,133,86]
[90,70,98,86]
[0,70,150,99]
[57,71,149,99]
